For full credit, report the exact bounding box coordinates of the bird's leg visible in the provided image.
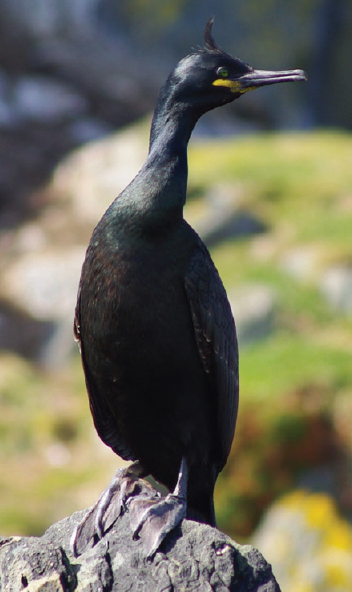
[71,460,153,556]
[128,457,188,558]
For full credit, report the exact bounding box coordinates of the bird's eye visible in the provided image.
[217,67,229,78]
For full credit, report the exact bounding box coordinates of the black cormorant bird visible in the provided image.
[73,19,306,557]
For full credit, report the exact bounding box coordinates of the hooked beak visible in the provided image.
[238,68,307,92]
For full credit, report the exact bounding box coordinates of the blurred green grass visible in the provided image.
[189,130,352,537]
[188,130,352,401]
[1,130,352,539]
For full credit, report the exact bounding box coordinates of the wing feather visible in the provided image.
[185,244,239,466]
[74,289,135,461]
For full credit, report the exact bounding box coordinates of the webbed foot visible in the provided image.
[71,457,188,559]
[71,460,148,556]
[128,457,188,558]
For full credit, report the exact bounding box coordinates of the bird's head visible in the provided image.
[164,18,307,113]
[149,19,307,150]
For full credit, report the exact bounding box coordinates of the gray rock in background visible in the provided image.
[320,266,352,313]
[1,248,85,367]
[230,284,277,346]
[192,184,267,249]
[0,124,147,367]
[13,76,87,122]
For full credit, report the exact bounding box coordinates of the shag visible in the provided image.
[72,19,306,557]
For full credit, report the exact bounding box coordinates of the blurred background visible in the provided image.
[0,0,352,589]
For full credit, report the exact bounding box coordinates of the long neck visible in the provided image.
[145,96,200,209]
[122,101,199,231]
[149,90,198,155]
[109,86,201,235]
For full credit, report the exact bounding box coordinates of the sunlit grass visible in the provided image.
[187,130,352,407]
[0,354,122,536]
[189,131,352,251]
[240,332,352,402]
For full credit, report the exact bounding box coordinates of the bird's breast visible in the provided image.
[80,223,197,358]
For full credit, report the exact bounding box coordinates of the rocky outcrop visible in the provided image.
[0,509,280,591]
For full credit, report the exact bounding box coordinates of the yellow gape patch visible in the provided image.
[212,78,256,94]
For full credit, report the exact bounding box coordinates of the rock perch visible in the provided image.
[0,508,280,591]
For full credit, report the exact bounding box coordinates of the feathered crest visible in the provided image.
[204,17,221,51]
[203,17,231,58]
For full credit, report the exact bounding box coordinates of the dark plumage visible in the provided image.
[73,19,306,556]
